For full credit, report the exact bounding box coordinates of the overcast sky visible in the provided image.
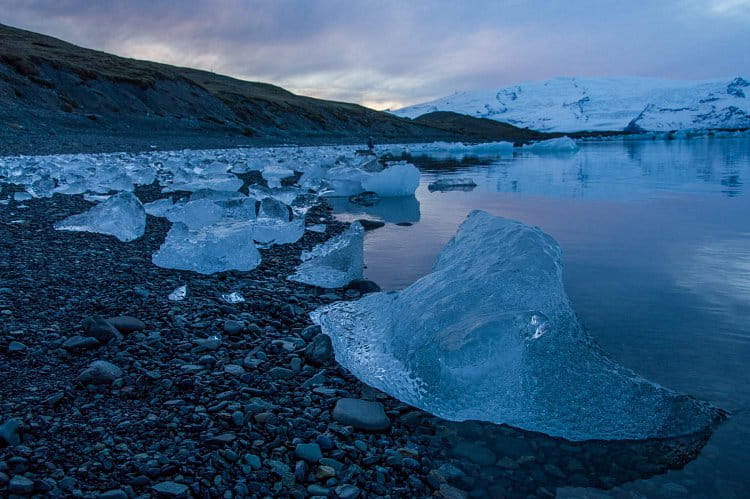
[2,0,749,109]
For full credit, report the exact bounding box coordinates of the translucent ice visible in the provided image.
[523,137,579,154]
[144,198,176,217]
[401,141,514,158]
[152,221,261,274]
[262,164,295,188]
[251,217,305,246]
[311,211,722,441]
[221,291,246,303]
[259,197,291,221]
[361,162,420,197]
[54,192,146,242]
[289,222,364,288]
[168,285,187,301]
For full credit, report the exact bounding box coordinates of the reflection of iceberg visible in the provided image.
[289,222,364,288]
[328,195,421,224]
[428,178,477,192]
[312,210,723,441]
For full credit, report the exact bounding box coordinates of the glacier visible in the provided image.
[311,210,723,441]
[289,222,364,288]
[54,192,146,242]
[393,76,750,133]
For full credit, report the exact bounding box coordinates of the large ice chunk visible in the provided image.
[54,192,146,242]
[522,136,580,153]
[152,221,261,274]
[289,222,364,288]
[361,162,420,197]
[311,210,723,441]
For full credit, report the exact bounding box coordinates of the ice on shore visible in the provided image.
[289,222,364,288]
[523,136,580,154]
[143,198,176,217]
[428,178,478,192]
[322,161,420,198]
[251,217,305,246]
[262,164,295,188]
[311,210,722,441]
[152,221,261,274]
[54,192,146,242]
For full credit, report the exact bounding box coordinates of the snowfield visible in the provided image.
[394,76,750,133]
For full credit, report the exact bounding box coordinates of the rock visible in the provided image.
[304,334,333,365]
[8,341,27,353]
[206,433,237,446]
[151,481,189,497]
[62,335,101,351]
[451,441,496,466]
[332,398,390,431]
[346,279,381,294]
[295,442,323,463]
[308,484,330,496]
[269,367,295,380]
[82,315,122,344]
[223,320,245,336]
[76,360,122,385]
[9,475,34,494]
[316,465,336,479]
[300,325,321,342]
[107,316,146,334]
[0,418,21,446]
[98,490,128,499]
[356,219,385,231]
[336,484,361,499]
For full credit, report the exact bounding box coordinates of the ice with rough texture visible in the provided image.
[152,221,261,274]
[143,198,175,217]
[54,192,146,242]
[259,197,291,220]
[289,222,364,288]
[402,141,514,157]
[394,76,750,132]
[251,217,305,246]
[168,285,187,301]
[523,137,579,154]
[361,162,420,197]
[311,210,722,441]
[221,292,245,303]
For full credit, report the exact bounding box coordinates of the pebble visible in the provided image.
[8,341,27,353]
[0,418,21,446]
[76,360,123,385]
[304,333,333,365]
[151,481,189,497]
[9,475,35,494]
[332,398,390,431]
[295,442,323,463]
[107,315,146,334]
[82,315,122,344]
[62,335,101,351]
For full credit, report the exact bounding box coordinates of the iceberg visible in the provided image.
[361,162,420,197]
[523,137,579,154]
[311,211,723,441]
[152,221,261,274]
[54,192,146,242]
[289,222,364,288]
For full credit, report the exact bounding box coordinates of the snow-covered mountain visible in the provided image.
[394,77,750,133]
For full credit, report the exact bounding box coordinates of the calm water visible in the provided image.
[334,138,750,498]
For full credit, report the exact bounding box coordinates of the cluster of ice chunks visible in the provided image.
[311,210,723,441]
[392,141,515,158]
[522,136,580,154]
[54,192,146,242]
[289,222,364,288]
[319,160,420,198]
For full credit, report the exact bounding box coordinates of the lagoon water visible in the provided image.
[334,137,750,497]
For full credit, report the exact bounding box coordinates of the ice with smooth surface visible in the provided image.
[394,76,750,132]
[54,192,146,242]
[523,137,580,154]
[322,161,420,198]
[311,210,722,441]
[289,222,364,288]
[152,221,261,274]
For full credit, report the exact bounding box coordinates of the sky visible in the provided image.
[1,0,749,110]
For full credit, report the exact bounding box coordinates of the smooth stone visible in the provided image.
[300,325,321,342]
[332,398,390,431]
[346,279,381,294]
[151,481,189,497]
[107,316,146,334]
[223,320,245,336]
[76,360,123,385]
[83,315,122,344]
[295,442,323,463]
[0,418,21,446]
[8,341,27,353]
[451,441,496,466]
[269,367,295,380]
[9,475,34,494]
[304,334,332,366]
[336,484,361,499]
[98,490,128,499]
[62,335,101,351]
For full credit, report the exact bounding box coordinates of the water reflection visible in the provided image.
[328,195,421,224]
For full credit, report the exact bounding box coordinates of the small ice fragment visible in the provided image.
[13,192,32,201]
[289,222,364,288]
[259,197,291,220]
[522,136,579,153]
[428,178,477,192]
[306,224,327,233]
[83,194,113,203]
[54,192,146,242]
[168,285,187,301]
[221,292,246,303]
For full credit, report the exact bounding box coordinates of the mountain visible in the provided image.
[0,23,552,155]
[394,76,750,133]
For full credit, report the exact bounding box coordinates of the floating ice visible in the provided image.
[152,221,261,274]
[523,137,580,154]
[168,285,187,301]
[311,211,722,441]
[289,222,364,288]
[54,192,146,242]
[361,162,420,197]
[428,178,478,192]
[401,141,514,157]
[221,291,246,303]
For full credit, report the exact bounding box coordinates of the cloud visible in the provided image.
[1,0,748,109]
